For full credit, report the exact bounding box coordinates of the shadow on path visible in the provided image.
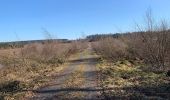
[68,57,99,64]
[31,87,113,94]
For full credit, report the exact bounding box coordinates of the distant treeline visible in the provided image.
[86,30,170,42]
[86,32,137,42]
[86,33,120,42]
[0,39,70,49]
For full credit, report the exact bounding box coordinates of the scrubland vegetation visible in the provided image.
[92,13,170,99]
[0,11,170,99]
[0,40,87,99]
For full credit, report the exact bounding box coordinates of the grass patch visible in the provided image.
[0,55,66,100]
[98,60,170,99]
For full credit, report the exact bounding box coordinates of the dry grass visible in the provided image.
[98,60,170,99]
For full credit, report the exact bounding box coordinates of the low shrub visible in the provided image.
[92,37,127,62]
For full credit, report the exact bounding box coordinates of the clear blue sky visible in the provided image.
[0,0,170,42]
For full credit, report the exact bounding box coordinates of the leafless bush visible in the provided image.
[19,29,85,64]
[92,37,127,61]
[41,42,59,61]
[125,10,170,70]
[20,40,86,65]
[92,10,170,71]
[21,43,41,59]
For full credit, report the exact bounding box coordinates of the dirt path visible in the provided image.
[29,47,103,100]
[0,64,3,69]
